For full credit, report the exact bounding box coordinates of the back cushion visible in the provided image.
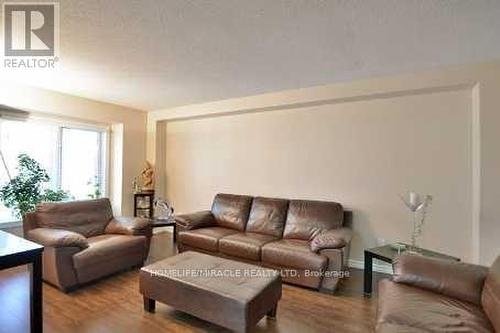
[482,256,500,332]
[246,197,289,237]
[283,199,343,241]
[35,198,114,237]
[211,194,253,231]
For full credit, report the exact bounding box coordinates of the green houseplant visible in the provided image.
[0,154,68,218]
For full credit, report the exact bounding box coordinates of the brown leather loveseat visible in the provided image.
[175,193,352,292]
[23,198,152,292]
[376,254,500,332]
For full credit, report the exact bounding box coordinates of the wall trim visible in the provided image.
[348,259,393,275]
[151,83,474,122]
[471,83,481,263]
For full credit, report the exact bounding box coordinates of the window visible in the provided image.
[61,128,106,200]
[0,118,108,223]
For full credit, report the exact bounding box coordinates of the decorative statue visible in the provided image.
[141,161,155,192]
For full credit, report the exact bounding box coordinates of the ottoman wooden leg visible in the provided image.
[267,304,278,319]
[143,296,155,313]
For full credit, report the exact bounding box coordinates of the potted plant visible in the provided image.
[0,154,68,218]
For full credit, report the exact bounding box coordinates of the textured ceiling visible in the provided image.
[2,0,500,111]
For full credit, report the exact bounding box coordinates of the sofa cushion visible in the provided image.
[283,199,343,240]
[35,198,113,238]
[261,239,327,271]
[211,194,253,231]
[376,279,494,333]
[73,234,145,269]
[246,197,288,237]
[482,256,500,332]
[219,232,277,261]
[393,254,488,305]
[178,227,239,252]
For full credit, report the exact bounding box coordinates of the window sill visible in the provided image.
[0,220,22,229]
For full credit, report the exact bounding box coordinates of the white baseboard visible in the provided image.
[348,259,393,275]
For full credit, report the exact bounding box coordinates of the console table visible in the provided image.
[0,230,44,333]
[363,244,460,297]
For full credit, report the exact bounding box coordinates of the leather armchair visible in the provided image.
[376,254,499,332]
[23,198,152,292]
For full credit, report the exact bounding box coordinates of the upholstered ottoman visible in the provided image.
[140,251,282,333]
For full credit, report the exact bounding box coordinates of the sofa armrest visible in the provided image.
[105,216,152,236]
[393,254,489,305]
[27,228,88,250]
[310,227,353,252]
[175,210,215,231]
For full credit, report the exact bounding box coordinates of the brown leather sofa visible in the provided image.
[23,198,152,292]
[376,254,500,332]
[175,193,352,292]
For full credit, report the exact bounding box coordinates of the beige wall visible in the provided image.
[149,61,500,266]
[0,82,147,216]
[161,89,474,264]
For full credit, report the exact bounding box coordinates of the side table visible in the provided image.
[151,218,176,242]
[364,244,460,297]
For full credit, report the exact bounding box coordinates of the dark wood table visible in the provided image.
[0,230,44,333]
[151,218,176,242]
[363,243,460,297]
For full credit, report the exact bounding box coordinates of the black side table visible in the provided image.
[0,230,44,333]
[364,244,460,297]
[151,218,176,242]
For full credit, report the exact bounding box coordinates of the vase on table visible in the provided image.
[399,191,432,254]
